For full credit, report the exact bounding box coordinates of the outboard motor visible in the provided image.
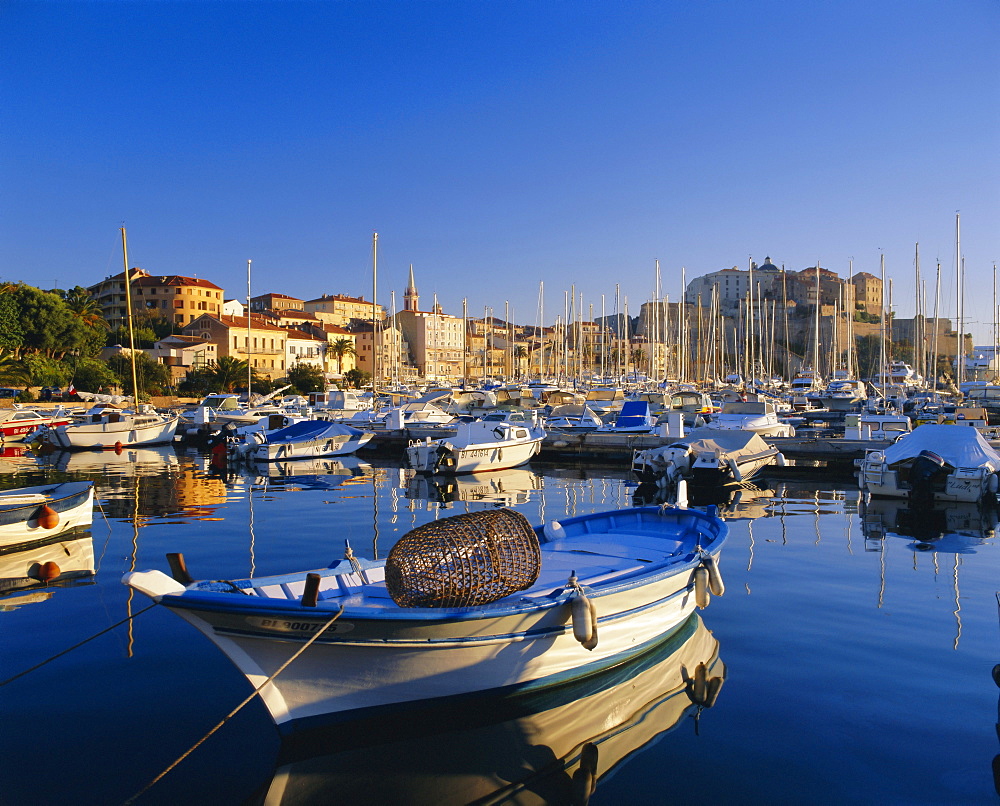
[908,449,949,506]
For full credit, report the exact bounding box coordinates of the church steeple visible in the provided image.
[404,264,419,312]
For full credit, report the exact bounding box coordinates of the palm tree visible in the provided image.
[0,348,29,386]
[64,287,109,330]
[329,337,357,375]
[513,345,527,377]
[206,356,250,392]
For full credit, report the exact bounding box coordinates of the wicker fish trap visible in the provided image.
[385,508,541,608]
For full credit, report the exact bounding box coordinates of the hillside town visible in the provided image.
[4,255,959,398]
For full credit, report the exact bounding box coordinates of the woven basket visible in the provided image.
[385,508,541,608]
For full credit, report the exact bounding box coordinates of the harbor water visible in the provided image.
[1,445,998,804]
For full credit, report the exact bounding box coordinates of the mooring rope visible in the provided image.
[0,602,158,688]
[123,603,345,806]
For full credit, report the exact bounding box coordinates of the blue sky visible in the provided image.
[2,1,997,340]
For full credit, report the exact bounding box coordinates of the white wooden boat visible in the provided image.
[258,612,723,804]
[240,419,374,462]
[0,481,95,554]
[858,424,1000,504]
[124,504,729,733]
[43,406,179,450]
[406,415,545,474]
[632,427,785,490]
[702,400,795,437]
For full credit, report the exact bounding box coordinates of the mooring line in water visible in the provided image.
[0,602,158,688]
[123,604,345,806]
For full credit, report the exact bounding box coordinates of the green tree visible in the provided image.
[287,362,325,395]
[71,356,120,393]
[329,338,357,375]
[13,284,89,359]
[0,282,23,352]
[108,351,173,399]
[344,368,371,389]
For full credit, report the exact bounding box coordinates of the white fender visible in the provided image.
[583,596,598,651]
[571,591,594,646]
[726,457,743,483]
[702,554,725,596]
[694,566,711,609]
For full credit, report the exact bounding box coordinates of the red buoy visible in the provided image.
[36,504,59,530]
[114,442,124,454]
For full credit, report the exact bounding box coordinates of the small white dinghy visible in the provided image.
[124,504,728,734]
[0,481,95,554]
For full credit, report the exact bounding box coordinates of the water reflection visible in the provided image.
[860,496,998,551]
[0,533,94,611]
[235,455,373,490]
[254,613,724,806]
[403,467,543,508]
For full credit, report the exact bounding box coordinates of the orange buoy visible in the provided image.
[37,561,61,581]
[36,504,59,530]
[114,442,124,454]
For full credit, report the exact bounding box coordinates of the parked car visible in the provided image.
[40,386,63,401]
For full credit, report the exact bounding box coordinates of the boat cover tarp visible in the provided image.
[268,420,366,444]
[881,424,1000,468]
[668,427,774,460]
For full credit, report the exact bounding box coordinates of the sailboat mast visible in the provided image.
[932,262,942,392]
[955,214,964,390]
[246,259,252,399]
[120,227,140,406]
[372,232,378,394]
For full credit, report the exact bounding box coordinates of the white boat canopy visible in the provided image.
[882,424,1000,468]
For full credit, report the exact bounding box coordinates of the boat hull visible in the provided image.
[50,415,179,450]
[166,561,707,731]
[253,432,374,462]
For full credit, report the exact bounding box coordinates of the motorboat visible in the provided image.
[582,386,626,417]
[857,424,1000,504]
[962,385,1000,425]
[814,379,867,412]
[702,400,795,437]
[545,404,604,432]
[632,427,785,491]
[0,407,73,442]
[254,612,723,805]
[237,419,375,462]
[406,414,545,474]
[665,390,714,428]
[124,504,729,733]
[846,411,912,441]
[40,405,179,450]
[0,481,95,555]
